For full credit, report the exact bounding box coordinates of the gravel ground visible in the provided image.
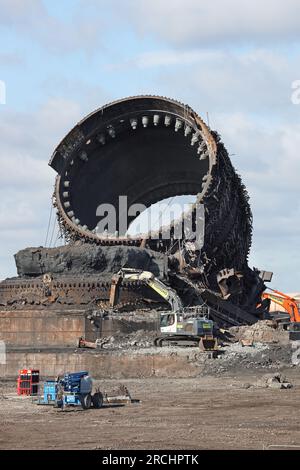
[1,320,299,450]
[1,369,300,450]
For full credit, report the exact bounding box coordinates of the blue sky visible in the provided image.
[0,0,299,292]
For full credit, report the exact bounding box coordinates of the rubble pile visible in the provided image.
[96,330,157,350]
[256,372,293,389]
[229,320,289,345]
[202,340,294,375]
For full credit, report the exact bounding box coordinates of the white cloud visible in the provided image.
[0,0,104,54]
[214,113,300,193]
[211,111,300,291]
[0,98,82,160]
[249,236,300,292]
[0,97,83,277]
[41,78,112,118]
[0,155,52,188]
[110,50,225,69]
[149,47,297,116]
[120,0,300,45]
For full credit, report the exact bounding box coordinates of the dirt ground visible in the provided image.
[1,369,300,450]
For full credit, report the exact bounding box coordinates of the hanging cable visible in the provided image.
[54,223,64,247]
[44,200,53,247]
[53,230,60,247]
[49,214,57,248]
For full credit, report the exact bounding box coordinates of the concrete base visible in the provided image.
[0,348,202,379]
[0,309,86,348]
[0,308,195,381]
[0,308,159,348]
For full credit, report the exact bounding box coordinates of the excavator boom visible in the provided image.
[110,268,217,351]
[262,288,300,323]
[110,268,183,312]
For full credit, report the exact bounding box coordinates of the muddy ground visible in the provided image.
[1,368,300,450]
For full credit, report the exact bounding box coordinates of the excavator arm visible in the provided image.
[109,268,183,312]
[262,288,300,323]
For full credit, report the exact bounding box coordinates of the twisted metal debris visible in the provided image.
[49,97,259,301]
[0,96,269,325]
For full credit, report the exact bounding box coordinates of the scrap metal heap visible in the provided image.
[0,96,271,327]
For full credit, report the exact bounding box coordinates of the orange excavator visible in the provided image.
[262,288,300,326]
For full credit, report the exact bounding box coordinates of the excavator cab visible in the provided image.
[158,311,217,350]
[110,268,218,350]
[262,288,300,340]
[159,312,214,335]
[160,313,176,330]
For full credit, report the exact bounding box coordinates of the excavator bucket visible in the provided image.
[199,336,218,352]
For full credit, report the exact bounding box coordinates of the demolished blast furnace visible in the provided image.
[0,96,271,327]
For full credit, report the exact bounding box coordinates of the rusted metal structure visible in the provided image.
[50,97,251,263]
[0,96,270,326]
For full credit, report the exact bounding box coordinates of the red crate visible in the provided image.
[17,369,39,396]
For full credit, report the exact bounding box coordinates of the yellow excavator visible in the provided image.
[109,268,217,351]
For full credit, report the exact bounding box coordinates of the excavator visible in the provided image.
[109,268,217,350]
[262,288,300,339]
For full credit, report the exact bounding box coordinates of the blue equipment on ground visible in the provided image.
[37,371,103,410]
[43,381,57,404]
